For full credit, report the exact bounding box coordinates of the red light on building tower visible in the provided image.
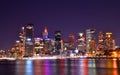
[43,26,48,39]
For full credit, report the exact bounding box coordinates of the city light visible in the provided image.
[0,24,119,59]
[27,38,32,41]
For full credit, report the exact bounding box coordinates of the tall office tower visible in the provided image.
[15,40,23,57]
[97,32,105,51]
[25,24,34,57]
[89,38,96,53]
[77,33,86,54]
[105,32,115,50]
[86,29,96,53]
[19,27,25,43]
[68,34,75,50]
[54,30,61,54]
[42,26,51,54]
[34,38,41,56]
[18,27,25,56]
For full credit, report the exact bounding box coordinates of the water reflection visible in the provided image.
[25,60,34,75]
[44,60,51,75]
[59,59,65,75]
[0,58,120,75]
[78,58,87,75]
[34,60,42,75]
[112,59,118,75]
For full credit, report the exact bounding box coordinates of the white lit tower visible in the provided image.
[77,33,86,54]
[86,29,96,53]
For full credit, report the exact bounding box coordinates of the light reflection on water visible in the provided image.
[0,58,120,75]
[25,60,33,75]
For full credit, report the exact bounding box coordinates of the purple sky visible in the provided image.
[0,0,120,50]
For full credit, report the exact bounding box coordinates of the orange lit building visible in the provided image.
[105,32,115,50]
[68,34,75,50]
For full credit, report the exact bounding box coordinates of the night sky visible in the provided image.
[0,0,120,50]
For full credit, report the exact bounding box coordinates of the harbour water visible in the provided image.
[0,58,120,75]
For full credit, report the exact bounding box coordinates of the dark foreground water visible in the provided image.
[0,58,120,75]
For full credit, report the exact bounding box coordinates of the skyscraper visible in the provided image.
[105,32,115,50]
[86,29,96,54]
[97,32,105,54]
[68,34,75,50]
[34,38,41,56]
[77,33,86,54]
[98,32,104,44]
[18,27,25,57]
[42,26,52,54]
[54,30,61,54]
[97,32,105,50]
[25,24,34,57]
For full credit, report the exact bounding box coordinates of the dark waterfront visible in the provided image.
[0,58,120,75]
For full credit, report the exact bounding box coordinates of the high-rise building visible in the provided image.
[42,26,52,54]
[77,33,85,44]
[97,32,105,51]
[105,32,115,50]
[18,27,25,56]
[77,33,86,54]
[68,34,75,50]
[54,30,61,54]
[98,32,104,44]
[34,38,43,56]
[25,24,34,57]
[86,29,96,54]
[89,38,96,52]
[11,40,23,58]
[19,27,25,43]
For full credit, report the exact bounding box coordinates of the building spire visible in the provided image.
[44,26,48,33]
[43,25,48,39]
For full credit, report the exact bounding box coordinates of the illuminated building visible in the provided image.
[18,27,25,57]
[77,33,86,54]
[11,40,23,58]
[112,39,115,50]
[42,26,52,54]
[97,32,105,51]
[25,24,34,57]
[89,38,96,52]
[98,32,104,44]
[96,32,105,55]
[68,34,75,50]
[54,30,61,54]
[34,38,44,56]
[105,32,115,50]
[86,29,96,54]
[19,27,25,43]
[43,38,52,54]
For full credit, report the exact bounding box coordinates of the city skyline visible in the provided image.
[0,0,120,49]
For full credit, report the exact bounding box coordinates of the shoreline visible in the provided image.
[0,56,120,60]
